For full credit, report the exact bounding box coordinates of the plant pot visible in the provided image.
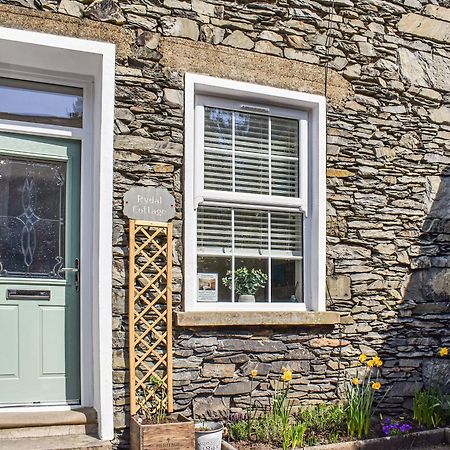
[238,294,255,303]
[130,414,194,450]
[195,421,224,450]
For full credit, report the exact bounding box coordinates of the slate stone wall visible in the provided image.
[1,1,450,448]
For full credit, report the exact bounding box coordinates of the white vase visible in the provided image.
[238,294,255,303]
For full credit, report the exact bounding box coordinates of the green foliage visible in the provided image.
[222,267,268,295]
[228,420,250,441]
[413,388,446,428]
[282,423,307,450]
[346,380,375,439]
[296,403,346,446]
[138,376,167,424]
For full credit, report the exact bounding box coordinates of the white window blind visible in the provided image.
[197,104,304,304]
[204,107,299,199]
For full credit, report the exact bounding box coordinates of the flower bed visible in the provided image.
[220,348,450,450]
[222,427,450,450]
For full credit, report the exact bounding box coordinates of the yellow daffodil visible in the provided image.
[371,382,381,390]
[281,370,293,382]
[250,369,258,378]
[351,377,359,386]
[359,354,367,363]
[372,356,383,367]
[438,347,448,357]
[367,359,375,368]
[281,366,288,372]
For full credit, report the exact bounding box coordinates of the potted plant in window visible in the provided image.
[222,267,268,303]
[130,376,194,450]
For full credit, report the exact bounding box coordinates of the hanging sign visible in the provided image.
[123,186,176,222]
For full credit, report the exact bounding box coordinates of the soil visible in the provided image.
[232,442,450,450]
[234,443,278,450]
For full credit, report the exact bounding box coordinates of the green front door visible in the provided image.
[0,132,81,405]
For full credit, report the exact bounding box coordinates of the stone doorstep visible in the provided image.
[0,407,97,429]
[0,408,99,440]
[221,428,450,450]
[0,434,112,450]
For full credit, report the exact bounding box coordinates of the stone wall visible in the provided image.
[1,0,450,448]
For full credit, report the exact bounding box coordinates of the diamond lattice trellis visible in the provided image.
[128,220,173,416]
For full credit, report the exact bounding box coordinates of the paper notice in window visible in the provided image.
[197,273,218,302]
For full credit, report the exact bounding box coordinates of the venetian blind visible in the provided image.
[203,107,299,198]
[197,206,302,258]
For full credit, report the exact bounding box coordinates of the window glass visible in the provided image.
[0,78,83,127]
[204,107,299,198]
[0,156,66,278]
[196,205,303,303]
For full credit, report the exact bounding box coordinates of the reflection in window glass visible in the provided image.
[196,205,303,303]
[0,156,66,278]
[0,78,83,127]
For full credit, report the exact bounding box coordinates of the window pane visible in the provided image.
[198,256,232,303]
[204,107,232,191]
[234,209,268,254]
[197,206,232,254]
[271,117,298,158]
[0,78,83,127]
[271,259,303,303]
[0,156,66,278]
[271,212,303,257]
[203,107,300,199]
[234,258,269,303]
[235,112,269,195]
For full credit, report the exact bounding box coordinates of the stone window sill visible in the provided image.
[175,311,341,327]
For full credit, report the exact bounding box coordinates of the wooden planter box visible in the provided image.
[130,415,195,450]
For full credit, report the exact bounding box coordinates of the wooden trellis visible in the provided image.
[128,220,173,416]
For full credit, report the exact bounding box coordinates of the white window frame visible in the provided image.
[185,74,327,313]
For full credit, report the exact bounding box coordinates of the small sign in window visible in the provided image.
[197,273,218,302]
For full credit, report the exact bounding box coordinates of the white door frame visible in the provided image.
[0,26,115,440]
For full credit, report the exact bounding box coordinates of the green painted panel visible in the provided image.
[0,306,19,377]
[41,306,66,376]
[0,132,80,405]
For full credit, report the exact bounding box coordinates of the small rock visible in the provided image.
[161,16,200,41]
[84,0,125,24]
[164,89,183,108]
[58,0,84,17]
[255,40,282,56]
[222,30,254,50]
[136,31,160,50]
[284,48,319,64]
[343,64,361,79]
[200,24,225,44]
[358,42,376,57]
[430,106,450,124]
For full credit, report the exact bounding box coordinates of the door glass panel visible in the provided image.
[0,78,83,127]
[0,156,66,279]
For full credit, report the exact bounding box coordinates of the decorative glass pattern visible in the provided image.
[0,156,66,278]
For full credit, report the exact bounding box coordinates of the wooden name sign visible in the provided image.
[123,186,176,222]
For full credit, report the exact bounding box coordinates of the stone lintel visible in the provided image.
[0,4,132,59]
[175,311,341,327]
[160,37,352,106]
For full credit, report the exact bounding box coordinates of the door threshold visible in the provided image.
[0,404,82,414]
[0,407,97,429]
